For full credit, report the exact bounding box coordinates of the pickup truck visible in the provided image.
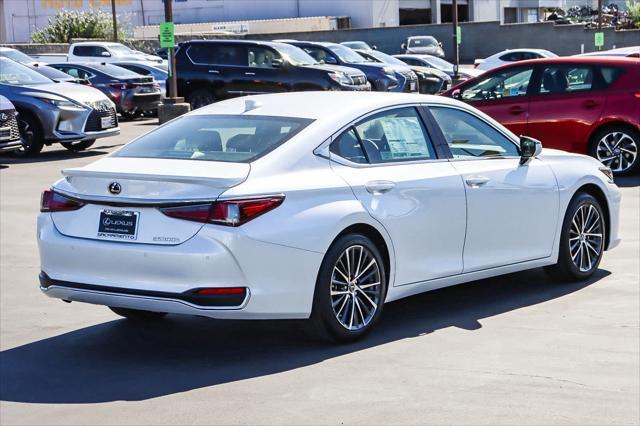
[30,42,163,64]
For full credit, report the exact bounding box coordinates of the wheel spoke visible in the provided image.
[356,287,378,309]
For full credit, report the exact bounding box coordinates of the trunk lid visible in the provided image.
[50,157,249,245]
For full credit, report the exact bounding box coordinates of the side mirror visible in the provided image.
[438,41,443,47]
[519,136,543,165]
[324,56,338,65]
[401,43,407,50]
[372,45,377,50]
[451,89,462,100]
[101,51,111,57]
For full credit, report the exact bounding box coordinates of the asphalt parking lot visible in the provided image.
[0,119,638,426]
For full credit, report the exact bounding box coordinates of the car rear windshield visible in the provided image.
[114,115,313,163]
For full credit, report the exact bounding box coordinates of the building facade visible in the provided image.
[0,0,604,43]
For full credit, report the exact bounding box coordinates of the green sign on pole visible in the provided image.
[456,26,462,45]
[160,22,175,48]
[594,32,604,48]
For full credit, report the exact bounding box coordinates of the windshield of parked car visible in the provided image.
[274,44,318,66]
[33,65,76,80]
[366,50,406,65]
[0,48,35,64]
[422,56,453,70]
[108,44,135,55]
[328,45,371,64]
[409,37,438,48]
[0,58,52,84]
[114,115,314,163]
[343,41,371,50]
[92,63,142,78]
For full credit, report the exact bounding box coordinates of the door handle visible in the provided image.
[582,99,600,109]
[365,180,396,194]
[508,105,526,114]
[465,176,490,187]
[244,72,256,76]
[208,69,220,74]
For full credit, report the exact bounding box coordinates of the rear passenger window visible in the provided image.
[330,129,367,164]
[187,45,246,66]
[354,107,435,163]
[540,66,594,94]
[600,67,623,86]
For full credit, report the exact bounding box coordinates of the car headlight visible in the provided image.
[598,166,614,183]
[381,67,397,78]
[37,96,84,109]
[328,72,351,86]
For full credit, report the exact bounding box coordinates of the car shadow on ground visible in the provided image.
[0,268,609,404]
[614,175,640,188]
[0,149,109,165]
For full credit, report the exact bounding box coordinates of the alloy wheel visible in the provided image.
[330,245,382,331]
[596,131,638,173]
[569,203,603,273]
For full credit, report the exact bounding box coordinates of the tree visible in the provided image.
[31,10,124,43]
[627,0,640,28]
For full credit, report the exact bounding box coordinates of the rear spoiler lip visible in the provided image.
[62,168,243,187]
[51,187,219,207]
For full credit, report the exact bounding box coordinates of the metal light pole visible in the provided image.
[452,0,459,80]
[111,0,118,41]
[597,0,603,29]
[158,0,190,124]
[164,0,178,99]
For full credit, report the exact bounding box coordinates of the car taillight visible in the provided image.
[110,82,135,90]
[159,196,284,227]
[40,189,85,212]
[634,91,640,99]
[473,63,479,68]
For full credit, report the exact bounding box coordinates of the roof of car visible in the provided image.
[490,56,640,69]
[186,39,299,49]
[190,91,462,121]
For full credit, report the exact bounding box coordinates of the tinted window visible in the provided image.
[73,46,108,57]
[354,107,435,163]
[600,67,623,86]
[248,46,279,68]
[187,44,246,66]
[540,65,594,94]
[302,46,337,64]
[58,67,92,80]
[118,64,148,75]
[430,107,519,158]
[114,115,312,163]
[330,128,367,164]
[461,67,533,100]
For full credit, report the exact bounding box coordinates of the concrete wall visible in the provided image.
[3,21,638,63]
[247,21,640,62]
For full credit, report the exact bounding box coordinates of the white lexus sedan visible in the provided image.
[38,92,621,342]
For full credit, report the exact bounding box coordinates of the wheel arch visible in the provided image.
[587,120,640,149]
[330,223,393,290]
[574,183,611,250]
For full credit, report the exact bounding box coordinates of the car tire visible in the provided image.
[61,139,96,152]
[309,233,387,343]
[545,192,606,282]
[109,306,167,321]
[120,110,142,121]
[187,89,216,109]
[14,113,44,157]
[589,126,639,176]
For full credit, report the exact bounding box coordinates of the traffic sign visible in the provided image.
[594,32,604,48]
[456,26,462,45]
[160,22,175,48]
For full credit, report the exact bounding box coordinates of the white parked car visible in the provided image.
[38,92,621,342]
[474,48,558,71]
[30,42,163,64]
[577,46,639,58]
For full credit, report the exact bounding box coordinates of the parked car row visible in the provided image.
[173,39,468,110]
[0,45,168,156]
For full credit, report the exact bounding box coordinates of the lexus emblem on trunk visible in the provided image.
[108,182,121,195]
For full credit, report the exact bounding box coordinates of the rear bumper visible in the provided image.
[37,214,322,319]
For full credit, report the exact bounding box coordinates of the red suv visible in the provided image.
[443,57,640,175]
